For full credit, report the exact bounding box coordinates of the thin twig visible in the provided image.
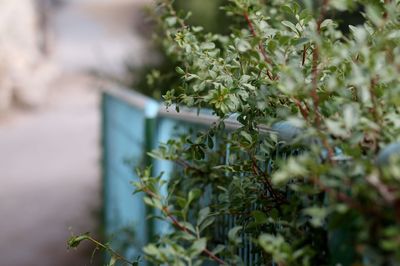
[302,44,308,66]
[383,0,392,19]
[175,159,206,174]
[163,0,186,28]
[310,0,338,163]
[293,98,309,119]
[311,176,380,216]
[311,0,330,127]
[86,236,134,265]
[369,77,381,129]
[243,12,275,80]
[251,157,287,204]
[142,187,227,265]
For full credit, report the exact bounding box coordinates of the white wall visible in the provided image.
[0,0,56,111]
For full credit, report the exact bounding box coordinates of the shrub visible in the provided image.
[125,0,232,100]
[71,0,400,265]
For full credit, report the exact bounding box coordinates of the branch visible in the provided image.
[162,208,226,265]
[142,187,226,265]
[366,171,396,204]
[383,0,392,19]
[311,176,380,216]
[73,235,134,265]
[311,0,330,127]
[302,44,308,66]
[369,77,381,129]
[175,159,206,174]
[163,0,186,28]
[293,97,309,119]
[251,157,287,204]
[243,12,275,81]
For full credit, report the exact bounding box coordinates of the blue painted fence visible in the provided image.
[102,86,361,265]
[102,86,248,263]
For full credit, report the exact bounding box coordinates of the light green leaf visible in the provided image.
[281,20,298,33]
[165,16,177,26]
[197,207,210,226]
[201,42,216,50]
[228,226,242,245]
[107,256,117,266]
[235,38,251,52]
[189,238,207,257]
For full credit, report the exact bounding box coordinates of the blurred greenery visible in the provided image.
[125,0,364,100]
[125,0,232,100]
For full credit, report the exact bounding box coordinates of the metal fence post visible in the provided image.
[143,100,159,246]
[101,92,109,263]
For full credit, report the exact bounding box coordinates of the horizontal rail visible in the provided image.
[102,85,153,110]
[102,85,274,134]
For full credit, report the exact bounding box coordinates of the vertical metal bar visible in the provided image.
[101,93,109,236]
[144,101,159,246]
[101,93,110,263]
[144,116,156,243]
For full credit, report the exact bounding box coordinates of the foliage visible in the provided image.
[137,0,400,265]
[67,233,140,266]
[125,0,232,100]
[74,0,400,265]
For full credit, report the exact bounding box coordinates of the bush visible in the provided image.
[71,0,400,265]
[125,0,232,100]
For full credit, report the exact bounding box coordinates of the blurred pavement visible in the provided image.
[0,0,150,265]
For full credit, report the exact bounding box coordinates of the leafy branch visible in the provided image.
[68,233,138,265]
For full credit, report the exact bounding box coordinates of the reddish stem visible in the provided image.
[383,0,391,19]
[311,0,330,127]
[143,187,226,265]
[293,98,309,119]
[162,207,227,265]
[311,46,321,127]
[302,45,308,66]
[243,12,275,80]
[251,158,287,204]
[311,176,379,215]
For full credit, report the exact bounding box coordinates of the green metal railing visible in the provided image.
[101,86,347,265]
[102,86,265,263]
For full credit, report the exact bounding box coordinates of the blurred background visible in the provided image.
[0,0,151,265]
[0,0,228,265]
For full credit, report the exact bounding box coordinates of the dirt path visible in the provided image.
[0,1,150,265]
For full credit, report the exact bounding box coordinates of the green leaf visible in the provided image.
[192,26,203,32]
[303,206,329,227]
[228,226,242,245]
[294,37,309,47]
[320,19,335,29]
[201,42,216,50]
[330,0,351,11]
[165,16,177,26]
[189,238,207,257]
[211,244,225,255]
[67,233,90,249]
[175,66,185,75]
[199,217,215,232]
[107,256,117,266]
[280,5,293,15]
[259,234,291,263]
[251,210,268,224]
[197,207,210,226]
[281,20,298,33]
[235,38,251,52]
[143,244,159,256]
[240,131,253,144]
[188,188,202,204]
